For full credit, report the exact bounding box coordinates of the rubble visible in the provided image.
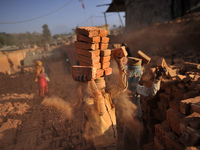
[141,56,200,149]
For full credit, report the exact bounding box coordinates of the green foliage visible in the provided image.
[0,33,13,46]
[42,24,52,45]
[0,32,43,48]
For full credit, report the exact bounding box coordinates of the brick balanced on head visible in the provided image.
[72,27,112,80]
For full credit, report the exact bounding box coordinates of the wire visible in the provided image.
[0,0,74,24]
[77,13,117,26]
[93,13,116,18]
[78,16,92,26]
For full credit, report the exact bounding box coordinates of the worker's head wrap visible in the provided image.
[95,77,106,90]
[35,61,42,67]
[125,57,143,84]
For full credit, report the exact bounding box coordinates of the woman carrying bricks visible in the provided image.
[73,56,128,150]
[34,60,49,100]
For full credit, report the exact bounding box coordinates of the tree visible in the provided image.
[0,33,13,46]
[42,24,52,45]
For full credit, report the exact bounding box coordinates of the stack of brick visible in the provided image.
[141,59,200,149]
[73,27,112,80]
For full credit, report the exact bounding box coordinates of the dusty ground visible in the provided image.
[0,59,94,150]
[0,11,200,150]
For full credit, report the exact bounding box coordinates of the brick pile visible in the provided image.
[141,58,200,149]
[73,27,112,80]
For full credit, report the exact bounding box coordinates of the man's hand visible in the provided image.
[74,74,88,82]
[155,67,166,79]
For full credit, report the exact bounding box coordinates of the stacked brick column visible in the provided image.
[141,58,200,149]
[74,27,112,79]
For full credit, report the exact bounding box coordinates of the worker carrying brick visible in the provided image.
[34,60,49,100]
[72,56,128,150]
[125,51,166,118]
[123,51,166,150]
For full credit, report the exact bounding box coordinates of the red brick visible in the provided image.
[77,34,100,43]
[198,77,200,84]
[187,112,200,130]
[184,62,200,70]
[191,101,200,114]
[71,65,97,80]
[180,98,194,115]
[127,57,142,66]
[98,28,108,37]
[111,46,128,58]
[164,86,172,94]
[166,108,185,121]
[157,99,169,113]
[155,123,170,138]
[164,132,185,150]
[136,50,151,65]
[183,91,199,99]
[76,49,100,58]
[161,78,178,90]
[100,49,111,56]
[159,92,173,102]
[99,43,108,50]
[176,75,186,82]
[100,37,109,43]
[167,109,185,135]
[77,27,99,37]
[183,75,192,83]
[101,62,110,69]
[154,136,165,150]
[104,67,112,76]
[194,75,200,82]
[189,81,199,90]
[185,146,200,150]
[180,112,200,130]
[171,85,185,100]
[185,83,190,89]
[74,41,98,50]
[96,69,104,78]
[179,126,200,147]
[76,54,100,65]
[170,116,183,135]
[100,56,111,63]
[168,68,178,78]
[169,99,180,111]
[188,74,195,79]
[177,83,185,89]
[79,61,101,69]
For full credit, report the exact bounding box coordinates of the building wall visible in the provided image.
[125,0,172,32]
[125,0,200,32]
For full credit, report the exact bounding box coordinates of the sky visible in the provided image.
[0,0,125,35]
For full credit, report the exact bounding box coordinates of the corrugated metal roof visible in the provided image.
[106,0,125,12]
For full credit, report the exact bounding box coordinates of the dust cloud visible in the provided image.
[107,63,144,146]
[42,96,73,120]
[42,57,144,146]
